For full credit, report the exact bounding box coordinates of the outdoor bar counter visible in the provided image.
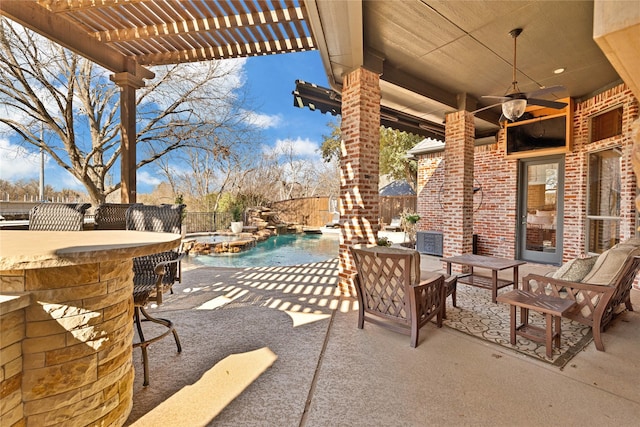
[0,230,182,426]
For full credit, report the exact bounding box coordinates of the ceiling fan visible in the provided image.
[474,28,568,122]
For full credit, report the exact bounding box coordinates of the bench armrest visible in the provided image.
[522,273,616,327]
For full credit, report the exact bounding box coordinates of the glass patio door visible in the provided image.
[518,157,564,264]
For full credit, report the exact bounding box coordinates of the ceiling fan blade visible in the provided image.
[472,102,502,114]
[527,98,568,109]
[525,85,567,99]
[482,95,510,102]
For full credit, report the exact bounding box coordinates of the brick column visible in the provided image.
[442,110,475,258]
[338,67,380,295]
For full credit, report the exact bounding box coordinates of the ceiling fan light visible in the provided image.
[502,99,527,121]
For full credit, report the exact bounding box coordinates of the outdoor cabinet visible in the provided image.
[416,231,477,256]
[416,231,443,256]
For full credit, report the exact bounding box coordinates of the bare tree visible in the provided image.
[0,178,81,203]
[230,139,339,204]
[154,118,261,211]
[0,19,253,204]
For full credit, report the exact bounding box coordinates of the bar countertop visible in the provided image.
[0,230,182,270]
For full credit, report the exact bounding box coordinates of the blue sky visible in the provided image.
[245,50,331,144]
[0,50,334,195]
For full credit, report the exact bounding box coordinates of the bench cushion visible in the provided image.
[581,244,640,285]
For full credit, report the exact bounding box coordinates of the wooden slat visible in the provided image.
[242,0,273,54]
[137,34,313,64]
[12,1,316,66]
[88,1,309,44]
[286,0,313,50]
[40,0,149,13]
[0,1,152,78]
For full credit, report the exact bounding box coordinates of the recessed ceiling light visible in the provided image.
[554,68,565,74]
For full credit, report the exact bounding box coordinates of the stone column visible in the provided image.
[112,72,145,204]
[442,110,475,258]
[338,67,381,295]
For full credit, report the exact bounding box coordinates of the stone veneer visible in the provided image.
[0,230,181,426]
[1,262,134,426]
[338,67,381,295]
[1,294,29,426]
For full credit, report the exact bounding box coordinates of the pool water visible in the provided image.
[184,233,339,267]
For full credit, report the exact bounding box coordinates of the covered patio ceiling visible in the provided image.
[308,0,627,140]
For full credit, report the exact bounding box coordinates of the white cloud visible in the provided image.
[0,138,43,180]
[245,111,282,129]
[59,172,85,190]
[138,170,163,186]
[264,137,320,159]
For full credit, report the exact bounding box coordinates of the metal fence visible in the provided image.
[183,211,232,233]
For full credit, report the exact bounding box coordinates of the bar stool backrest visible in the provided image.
[29,203,91,231]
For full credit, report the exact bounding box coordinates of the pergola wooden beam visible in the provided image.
[0,1,152,78]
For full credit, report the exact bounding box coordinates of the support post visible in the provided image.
[112,72,145,203]
[442,110,475,258]
[338,67,381,295]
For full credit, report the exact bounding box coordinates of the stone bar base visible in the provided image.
[0,260,134,426]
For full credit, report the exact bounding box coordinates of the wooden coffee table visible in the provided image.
[442,254,526,303]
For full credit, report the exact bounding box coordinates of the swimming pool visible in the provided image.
[184,233,339,267]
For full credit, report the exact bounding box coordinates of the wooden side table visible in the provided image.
[496,289,576,358]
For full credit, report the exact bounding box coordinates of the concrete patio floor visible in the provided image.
[125,255,640,426]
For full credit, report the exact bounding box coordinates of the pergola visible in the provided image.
[0,0,317,203]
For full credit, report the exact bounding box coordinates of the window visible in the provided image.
[587,148,621,253]
[591,107,622,142]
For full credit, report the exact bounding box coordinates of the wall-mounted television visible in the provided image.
[506,114,568,157]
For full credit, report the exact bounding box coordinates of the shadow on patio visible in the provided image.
[126,257,640,426]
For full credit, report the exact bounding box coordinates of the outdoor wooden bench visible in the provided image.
[522,240,640,351]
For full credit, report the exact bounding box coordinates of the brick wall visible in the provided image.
[416,83,639,272]
[565,84,639,259]
[473,142,519,258]
[338,67,381,295]
[416,154,444,231]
